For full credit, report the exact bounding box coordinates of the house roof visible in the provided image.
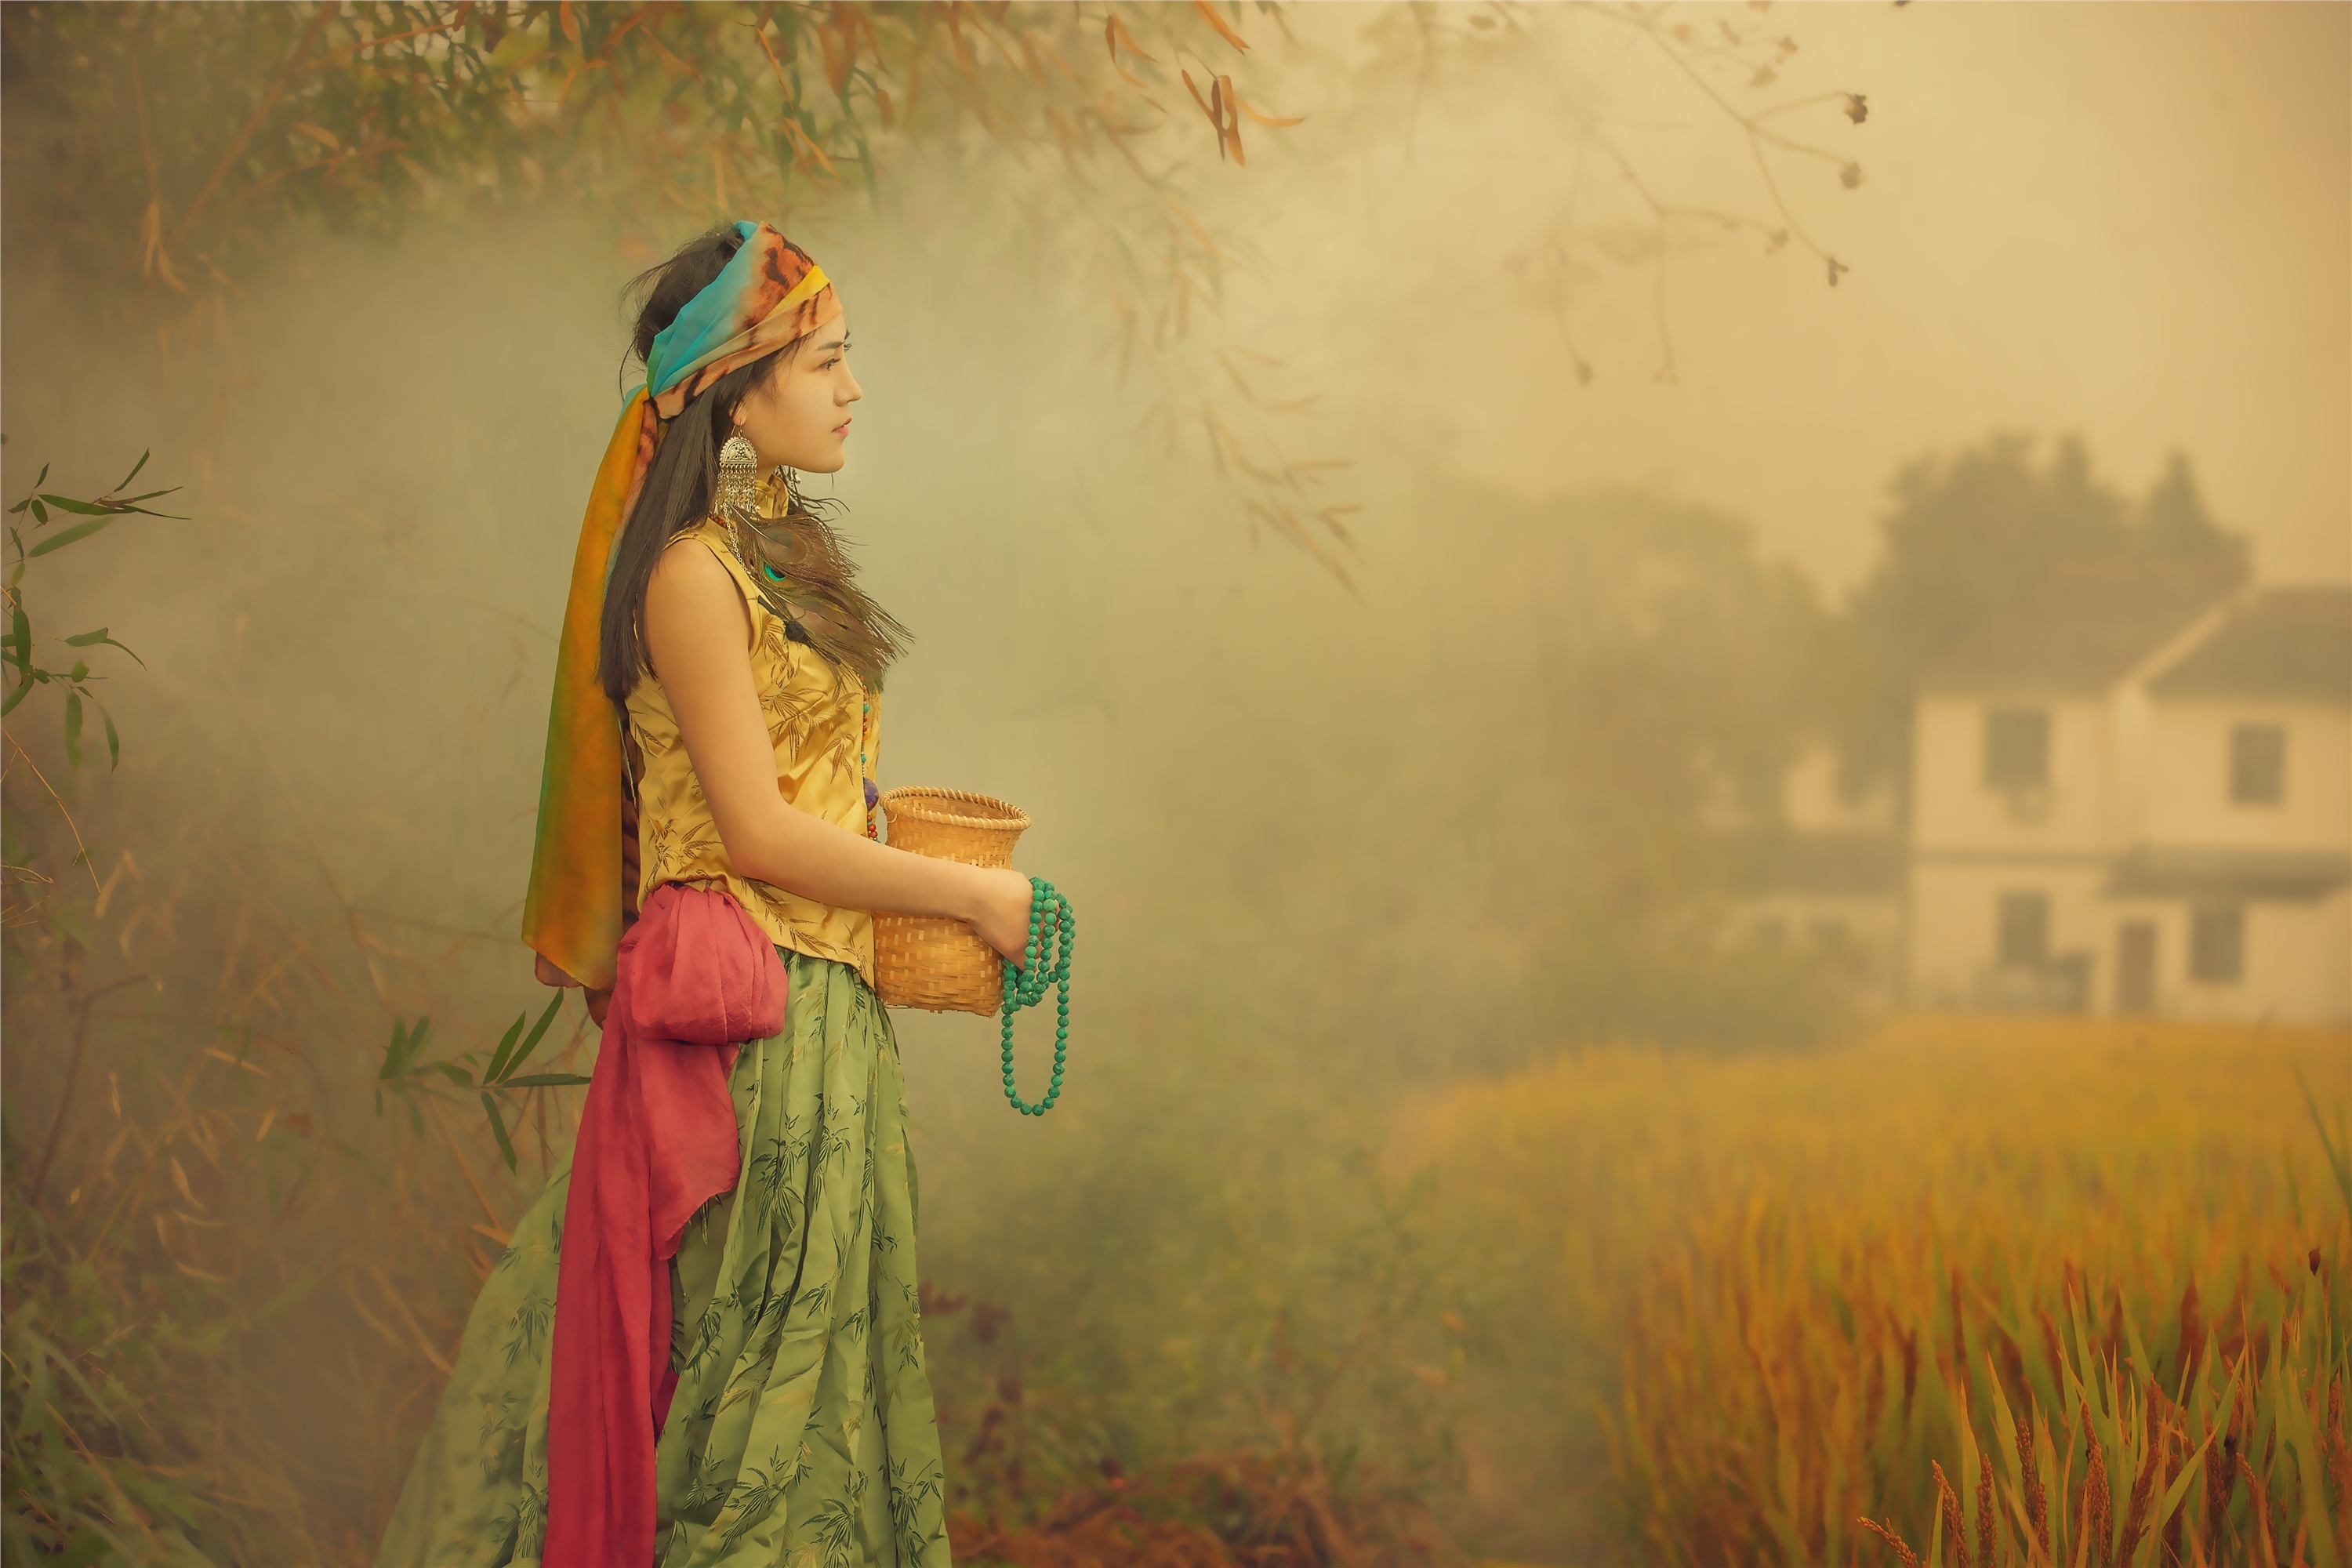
[2106,847,2352,905]
[2148,586,2352,706]
[1920,559,2243,696]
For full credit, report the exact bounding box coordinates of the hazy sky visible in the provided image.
[1233,2,2351,593]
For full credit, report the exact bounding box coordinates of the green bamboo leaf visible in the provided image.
[494,989,567,1083]
[64,627,144,668]
[377,1017,409,1080]
[62,690,82,768]
[25,515,114,557]
[96,699,119,769]
[8,462,53,510]
[6,604,29,677]
[29,498,46,524]
[379,1015,431,1082]
[430,1062,474,1088]
[497,1072,592,1088]
[114,450,151,491]
[34,494,129,517]
[110,488,182,512]
[483,1009,529,1083]
[2,673,34,717]
[481,1091,518,1171]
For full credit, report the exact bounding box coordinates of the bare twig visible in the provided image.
[421,1094,503,1232]
[162,2,336,260]
[1581,2,1853,270]
[27,972,150,1207]
[5,732,102,895]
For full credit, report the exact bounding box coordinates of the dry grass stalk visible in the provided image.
[4,717,576,1561]
[1976,1446,1997,1568]
[2082,1401,2112,1568]
[2161,1421,2187,1568]
[1934,1460,1970,1568]
[2020,1411,2051,1566]
[1858,1515,1925,1568]
[2205,1413,2236,1544]
[2177,1280,2206,1397]
[2239,1453,2276,1568]
[2330,1373,2352,1564]
[2112,1385,2163,1568]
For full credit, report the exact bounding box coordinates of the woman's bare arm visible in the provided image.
[641,537,1034,960]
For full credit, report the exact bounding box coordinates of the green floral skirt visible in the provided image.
[376,953,951,1568]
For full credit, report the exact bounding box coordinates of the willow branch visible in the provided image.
[164,2,336,258]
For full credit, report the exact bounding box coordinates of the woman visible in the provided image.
[378,222,1032,1568]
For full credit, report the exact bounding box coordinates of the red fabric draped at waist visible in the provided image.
[543,883,788,1567]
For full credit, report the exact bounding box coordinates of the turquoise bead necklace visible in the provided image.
[1000,876,1074,1116]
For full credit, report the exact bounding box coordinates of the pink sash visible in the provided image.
[543,883,787,1566]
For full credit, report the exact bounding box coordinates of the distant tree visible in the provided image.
[1415,485,1847,1049]
[2140,448,2233,555]
[1833,433,2247,801]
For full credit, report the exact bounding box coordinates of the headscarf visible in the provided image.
[521,221,839,992]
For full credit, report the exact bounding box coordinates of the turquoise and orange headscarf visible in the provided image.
[521,221,838,990]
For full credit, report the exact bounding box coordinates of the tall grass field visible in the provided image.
[1413,1017,2352,1566]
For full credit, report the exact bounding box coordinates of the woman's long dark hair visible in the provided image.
[597,226,906,707]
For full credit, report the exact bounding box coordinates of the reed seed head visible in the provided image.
[1935,1460,1970,1568]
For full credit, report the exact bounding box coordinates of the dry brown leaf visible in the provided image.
[1191,0,1249,53]
[1229,87,1302,128]
[169,1156,204,1210]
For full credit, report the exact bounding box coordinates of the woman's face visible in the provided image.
[734,313,861,474]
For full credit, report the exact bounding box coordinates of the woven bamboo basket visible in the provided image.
[872,787,1030,1014]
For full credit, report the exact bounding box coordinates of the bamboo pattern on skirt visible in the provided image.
[376,953,949,1568]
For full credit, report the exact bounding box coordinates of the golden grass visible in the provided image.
[1411,1017,2352,1566]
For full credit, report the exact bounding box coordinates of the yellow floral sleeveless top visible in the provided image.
[626,516,880,984]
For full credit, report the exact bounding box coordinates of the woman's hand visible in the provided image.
[966,867,1037,966]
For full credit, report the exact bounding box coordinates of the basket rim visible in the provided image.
[878,786,1031,832]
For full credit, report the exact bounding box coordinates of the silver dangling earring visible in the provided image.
[715,428,760,521]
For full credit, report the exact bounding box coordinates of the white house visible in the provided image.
[1907,568,2351,1023]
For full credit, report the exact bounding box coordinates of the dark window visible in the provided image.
[2230,724,2286,805]
[1984,708,2051,790]
[1997,891,2049,967]
[2190,906,2244,984]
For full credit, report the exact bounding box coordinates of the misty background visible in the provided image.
[3,4,2347,1563]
